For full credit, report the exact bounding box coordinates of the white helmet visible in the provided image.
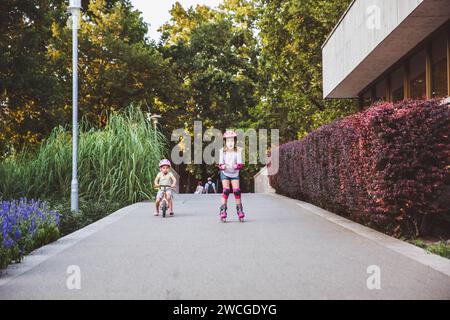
[223,130,237,139]
[159,159,171,167]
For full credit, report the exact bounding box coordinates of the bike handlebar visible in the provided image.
[154,185,175,191]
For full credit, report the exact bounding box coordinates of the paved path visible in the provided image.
[1,193,449,299]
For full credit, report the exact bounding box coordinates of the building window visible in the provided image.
[431,32,448,98]
[391,66,404,102]
[361,89,371,108]
[374,79,386,102]
[409,49,427,99]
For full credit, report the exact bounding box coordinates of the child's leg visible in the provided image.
[221,179,231,205]
[155,198,160,215]
[231,179,244,219]
[231,179,241,205]
[219,177,231,220]
[166,192,173,213]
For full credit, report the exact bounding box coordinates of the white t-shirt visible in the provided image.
[219,147,243,178]
[194,185,204,194]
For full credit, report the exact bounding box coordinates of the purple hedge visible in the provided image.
[269,99,450,237]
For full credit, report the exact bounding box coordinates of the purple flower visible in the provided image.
[1,198,61,267]
[3,237,14,249]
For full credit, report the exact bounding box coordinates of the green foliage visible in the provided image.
[0,0,66,155]
[160,1,260,129]
[159,1,262,190]
[0,106,167,204]
[0,0,181,157]
[1,0,362,190]
[48,0,182,124]
[411,240,450,259]
[256,0,357,142]
[51,197,123,237]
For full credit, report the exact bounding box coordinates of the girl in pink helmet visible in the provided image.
[218,130,245,222]
[154,159,177,216]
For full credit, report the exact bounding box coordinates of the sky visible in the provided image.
[130,0,223,41]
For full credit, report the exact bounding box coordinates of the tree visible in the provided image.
[159,1,261,192]
[0,0,65,156]
[0,0,182,157]
[48,0,182,125]
[255,0,357,142]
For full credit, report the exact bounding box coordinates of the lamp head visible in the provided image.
[150,114,161,124]
[69,0,82,9]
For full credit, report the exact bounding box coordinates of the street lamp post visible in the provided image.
[148,114,161,139]
[69,0,81,211]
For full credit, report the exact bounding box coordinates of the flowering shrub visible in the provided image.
[0,198,60,269]
[269,99,450,237]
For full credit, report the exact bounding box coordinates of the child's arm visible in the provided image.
[218,148,226,170]
[170,172,177,188]
[154,173,160,188]
[234,148,244,170]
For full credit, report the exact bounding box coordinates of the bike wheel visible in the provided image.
[161,201,167,218]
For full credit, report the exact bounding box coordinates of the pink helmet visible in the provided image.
[223,130,237,139]
[159,159,171,167]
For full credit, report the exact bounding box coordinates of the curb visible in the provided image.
[0,202,143,287]
[268,193,450,278]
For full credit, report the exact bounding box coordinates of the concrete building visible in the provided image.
[322,0,450,107]
[254,166,276,193]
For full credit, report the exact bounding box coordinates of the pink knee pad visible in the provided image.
[222,188,231,199]
[233,188,241,199]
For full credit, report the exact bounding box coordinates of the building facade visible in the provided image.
[322,0,450,108]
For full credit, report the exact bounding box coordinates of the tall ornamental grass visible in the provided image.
[0,106,167,204]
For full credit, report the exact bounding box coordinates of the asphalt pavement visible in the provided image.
[1,193,449,299]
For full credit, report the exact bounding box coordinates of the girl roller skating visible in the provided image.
[218,130,245,222]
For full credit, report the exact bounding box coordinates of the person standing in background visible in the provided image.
[204,177,216,194]
[194,181,204,194]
